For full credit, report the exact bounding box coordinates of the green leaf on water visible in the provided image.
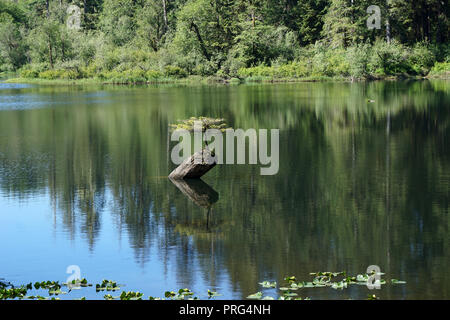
[302,282,315,288]
[284,276,297,283]
[178,288,193,295]
[247,292,263,300]
[259,281,277,288]
[356,274,368,282]
[331,281,348,290]
[207,290,221,298]
[391,279,406,284]
[290,283,303,289]
[282,292,298,297]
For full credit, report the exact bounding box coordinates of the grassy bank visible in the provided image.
[4,72,438,86]
[4,75,345,85]
[4,75,239,86]
[6,63,446,86]
[6,42,448,86]
[427,62,450,79]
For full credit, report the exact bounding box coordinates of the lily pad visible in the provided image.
[259,281,277,288]
[391,279,406,284]
[247,292,263,300]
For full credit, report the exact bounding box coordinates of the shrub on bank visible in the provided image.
[164,65,188,78]
[346,44,371,79]
[20,68,38,78]
[429,61,450,78]
[237,41,441,80]
[408,43,436,75]
[146,70,163,80]
[38,69,81,80]
[369,40,410,75]
[80,63,100,79]
[237,61,310,79]
[98,68,147,83]
[431,61,450,72]
[19,63,48,78]
[13,42,446,83]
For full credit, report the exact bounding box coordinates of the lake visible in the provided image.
[0,80,449,300]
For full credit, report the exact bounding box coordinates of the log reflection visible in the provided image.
[169,178,219,209]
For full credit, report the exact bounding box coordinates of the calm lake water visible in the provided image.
[0,80,449,300]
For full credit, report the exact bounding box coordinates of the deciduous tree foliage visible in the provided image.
[0,0,448,76]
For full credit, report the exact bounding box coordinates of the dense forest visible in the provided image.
[0,0,449,82]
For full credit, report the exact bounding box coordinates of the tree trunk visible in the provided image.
[386,19,391,44]
[190,22,211,61]
[48,39,54,69]
[162,0,168,31]
[169,148,217,180]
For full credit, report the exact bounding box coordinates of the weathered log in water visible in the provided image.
[169,178,219,209]
[168,148,217,180]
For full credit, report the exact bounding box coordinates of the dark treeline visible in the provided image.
[0,0,449,81]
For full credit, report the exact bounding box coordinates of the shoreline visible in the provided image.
[4,74,446,86]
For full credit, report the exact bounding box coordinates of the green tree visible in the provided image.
[28,17,73,68]
[172,0,240,70]
[0,4,28,70]
[135,0,167,51]
[322,0,387,47]
[296,0,329,45]
[321,0,356,47]
[99,0,143,46]
[231,23,297,67]
[388,0,449,44]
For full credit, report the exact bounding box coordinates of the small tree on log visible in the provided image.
[168,117,229,180]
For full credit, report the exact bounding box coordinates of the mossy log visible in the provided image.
[168,148,217,180]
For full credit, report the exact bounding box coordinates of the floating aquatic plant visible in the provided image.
[259,281,277,288]
[164,290,177,298]
[207,290,221,298]
[34,280,61,290]
[0,272,406,300]
[120,291,144,300]
[64,278,92,288]
[95,280,121,292]
[246,270,406,300]
[391,279,407,284]
[24,295,49,300]
[246,292,263,300]
[163,288,199,300]
[0,286,30,300]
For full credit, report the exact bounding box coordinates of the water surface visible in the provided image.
[0,80,449,299]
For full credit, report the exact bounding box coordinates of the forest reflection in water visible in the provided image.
[0,80,448,299]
